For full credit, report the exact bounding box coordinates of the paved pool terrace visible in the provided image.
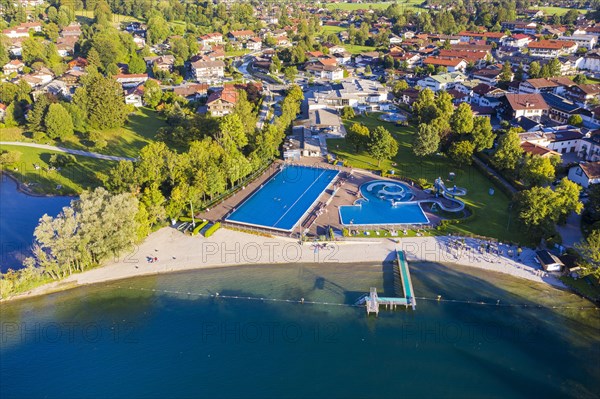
[225,165,340,231]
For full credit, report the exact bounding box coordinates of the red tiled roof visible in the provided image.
[529,39,576,49]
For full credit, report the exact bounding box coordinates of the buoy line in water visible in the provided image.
[106,284,599,311]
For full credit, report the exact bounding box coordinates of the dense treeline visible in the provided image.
[0,85,303,299]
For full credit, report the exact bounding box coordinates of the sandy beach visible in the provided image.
[2,226,567,302]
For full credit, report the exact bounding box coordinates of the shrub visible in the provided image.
[49,153,76,168]
[204,222,221,238]
[192,220,209,236]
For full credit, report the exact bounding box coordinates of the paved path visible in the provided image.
[472,156,518,194]
[0,142,136,162]
[556,212,583,247]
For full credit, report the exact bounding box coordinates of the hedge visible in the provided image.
[192,220,209,236]
[204,222,221,238]
[178,216,193,223]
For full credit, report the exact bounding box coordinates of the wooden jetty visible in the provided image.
[365,250,416,316]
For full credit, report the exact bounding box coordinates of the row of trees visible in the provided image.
[100,85,303,229]
[0,188,139,298]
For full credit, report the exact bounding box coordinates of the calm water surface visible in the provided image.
[1,262,598,399]
[0,176,71,271]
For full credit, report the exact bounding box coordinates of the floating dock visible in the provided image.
[364,250,416,316]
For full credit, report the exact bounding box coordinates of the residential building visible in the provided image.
[416,72,466,92]
[114,73,149,87]
[228,30,254,42]
[557,35,597,50]
[200,33,223,47]
[422,57,467,72]
[527,40,577,58]
[190,59,225,83]
[124,85,145,107]
[504,93,549,121]
[206,87,238,117]
[568,161,600,188]
[2,59,24,74]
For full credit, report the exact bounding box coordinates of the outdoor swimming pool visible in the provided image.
[226,165,339,231]
[339,180,429,226]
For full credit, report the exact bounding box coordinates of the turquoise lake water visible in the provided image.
[1,262,598,399]
[0,176,71,271]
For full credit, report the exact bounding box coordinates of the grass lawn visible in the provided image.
[226,49,251,58]
[0,144,116,195]
[344,44,378,54]
[321,25,346,35]
[0,108,167,158]
[75,10,141,25]
[326,1,421,11]
[560,275,600,301]
[533,6,587,15]
[327,114,530,244]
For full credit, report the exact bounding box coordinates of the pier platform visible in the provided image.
[364,250,416,316]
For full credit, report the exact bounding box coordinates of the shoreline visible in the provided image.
[0,171,77,198]
[1,227,570,304]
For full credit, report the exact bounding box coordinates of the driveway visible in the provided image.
[557,212,583,248]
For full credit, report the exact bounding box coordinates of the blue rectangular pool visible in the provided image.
[226,165,339,231]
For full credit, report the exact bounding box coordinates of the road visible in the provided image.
[0,142,136,162]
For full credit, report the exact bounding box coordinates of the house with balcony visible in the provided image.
[416,72,466,92]
[504,93,549,121]
[206,87,238,117]
[527,40,577,58]
[190,59,225,83]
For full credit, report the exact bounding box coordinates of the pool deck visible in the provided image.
[198,156,460,237]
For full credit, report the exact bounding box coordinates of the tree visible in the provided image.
[521,155,555,186]
[493,129,523,170]
[517,178,582,228]
[517,186,557,228]
[340,106,355,120]
[471,116,495,151]
[450,102,474,135]
[28,94,50,132]
[412,88,437,124]
[568,114,583,126]
[128,54,147,74]
[413,123,440,157]
[0,150,22,165]
[143,79,162,108]
[364,65,372,75]
[529,61,541,79]
[147,14,170,44]
[575,229,600,281]
[368,126,398,167]
[346,123,370,152]
[499,61,513,83]
[22,37,46,64]
[448,140,475,166]
[284,66,298,82]
[573,74,587,84]
[44,103,74,140]
[74,70,128,130]
[392,80,409,97]
[554,178,583,222]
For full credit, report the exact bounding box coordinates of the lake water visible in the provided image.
[1,262,598,399]
[0,175,72,271]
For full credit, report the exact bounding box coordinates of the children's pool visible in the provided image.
[339,180,429,226]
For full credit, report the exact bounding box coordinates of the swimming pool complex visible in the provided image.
[225,165,339,231]
[339,180,429,226]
